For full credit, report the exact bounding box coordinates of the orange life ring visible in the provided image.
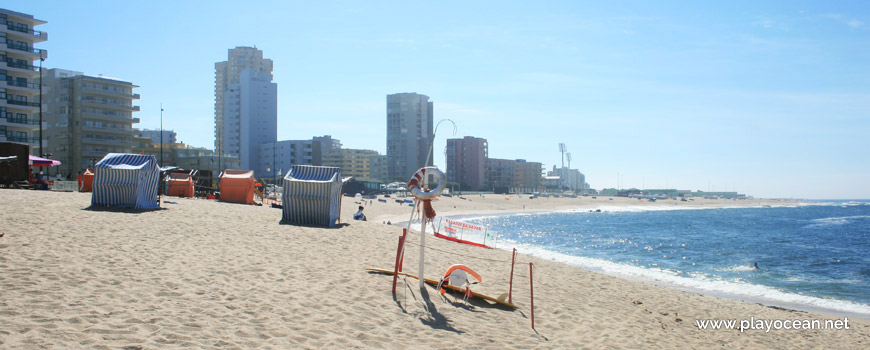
[438,264,482,297]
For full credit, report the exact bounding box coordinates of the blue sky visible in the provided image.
[16,1,869,199]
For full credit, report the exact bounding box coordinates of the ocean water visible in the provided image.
[451,200,870,317]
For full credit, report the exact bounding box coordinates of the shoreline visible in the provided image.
[394,201,870,321]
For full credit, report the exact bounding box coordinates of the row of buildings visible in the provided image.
[445,136,590,194]
[211,46,410,183]
[0,9,394,182]
[3,7,587,191]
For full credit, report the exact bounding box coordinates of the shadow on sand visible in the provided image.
[83,205,166,214]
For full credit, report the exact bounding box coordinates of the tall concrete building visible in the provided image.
[446,136,488,191]
[0,8,48,155]
[386,92,433,182]
[43,69,141,177]
[214,46,276,175]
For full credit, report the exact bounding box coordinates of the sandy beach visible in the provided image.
[1,190,868,349]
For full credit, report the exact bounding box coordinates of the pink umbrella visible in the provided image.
[29,155,62,167]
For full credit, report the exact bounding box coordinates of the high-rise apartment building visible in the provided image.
[43,69,141,177]
[214,46,276,175]
[0,8,47,155]
[386,92,433,182]
[446,136,488,191]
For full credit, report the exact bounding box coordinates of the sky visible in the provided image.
[14,1,869,199]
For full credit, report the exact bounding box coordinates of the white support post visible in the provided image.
[418,172,429,290]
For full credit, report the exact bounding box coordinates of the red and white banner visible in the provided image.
[444,218,482,232]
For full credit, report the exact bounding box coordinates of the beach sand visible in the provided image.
[1,190,868,349]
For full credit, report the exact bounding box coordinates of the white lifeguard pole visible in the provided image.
[418,172,428,290]
[418,119,456,292]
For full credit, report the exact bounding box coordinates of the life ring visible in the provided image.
[407,167,446,200]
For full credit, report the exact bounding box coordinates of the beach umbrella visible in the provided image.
[28,155,61,167]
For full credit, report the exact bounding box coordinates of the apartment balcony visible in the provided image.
[0,18,48,42]
[80,111,136,124]
[1,79,40,93]
[81,99,139,112]
[1,98,40,111]
[0,135,39,144]
[0,115,41,128]
[81,125,139,135]
[80,138,135,147]
[5,43,46,59]
[0,59,41,76]
[81,86,140,100]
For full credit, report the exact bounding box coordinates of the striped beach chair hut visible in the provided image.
[91,153,160,209]
[282,165,346,226]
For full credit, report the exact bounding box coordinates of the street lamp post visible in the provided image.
[160,103,164,165]
[38,56,44,156]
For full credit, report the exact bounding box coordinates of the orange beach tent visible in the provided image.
[166,172,195,198]
[219,170,255,204]
[80,169,95,192]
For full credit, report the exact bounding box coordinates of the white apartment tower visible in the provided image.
[386,92,433,182]
[0,8,48,155]
[214,46,276,175]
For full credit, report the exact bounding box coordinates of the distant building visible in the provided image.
[258,138,329,179]
[486,158,515,193]
[214,46,276,174]
[43,68,140,177]
[322,148,381,181]
[386,92,433,182]
[549,166,585,192]
[134,141,240,173]
[513,159,542,193]
[369,154,387,182]
[0,8,48,155]
[138,129,176,145]
[313,135,341,154]
[446,136,488,191]
[485,158,541,193]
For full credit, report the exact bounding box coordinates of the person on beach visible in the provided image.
[36,171,48,190]
[353,206,366,221]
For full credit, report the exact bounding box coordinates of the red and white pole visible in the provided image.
[530,262,535,330]
[509,248,516,304]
